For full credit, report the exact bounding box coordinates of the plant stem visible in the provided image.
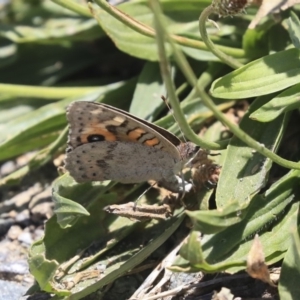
[199,6,244,69]
[149,1,227,150]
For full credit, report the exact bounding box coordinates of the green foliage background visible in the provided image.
[1,0,300,299]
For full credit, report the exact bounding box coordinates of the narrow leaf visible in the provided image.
[287,11,300,49]
[250,83,300,122]
[279,226,300,299]
[211,49,300,99]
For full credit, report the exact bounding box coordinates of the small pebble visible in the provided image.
[0,218,14,236]
[33,228,44,240]
[0,279,28,300]
[0,260,28,274]
[18,231,33,246]
[0,161,16,176]
[15,209,30,223]
[7,225,22,240]
[16,151,36,168]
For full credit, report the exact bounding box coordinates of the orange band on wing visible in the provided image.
[127,128,146,141]
[144,138,160,146]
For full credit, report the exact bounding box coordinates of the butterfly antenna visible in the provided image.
[135,182,156,207]
[161,95,188,144]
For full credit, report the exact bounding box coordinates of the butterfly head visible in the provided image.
[177,142,201,166]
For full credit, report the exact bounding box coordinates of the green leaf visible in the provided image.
[52,173,111,228]
[279,227,300,299]
[176,169,300,273]
[179,230,205,265]
[211,48,300,99]
[92,0,223,61]
[52,191,90,227]
[216,96,287,207]
[0,126,67,186]
[28,254,66,294]
[92,1,169,61]
[129,62,165,120]
[250,83,300,122]
[173,230,244,273]
[0,41,17,68]
[186,201,248,234]
[287,11,300,49]
[0,18,102,44]
[29,188,185,297]
[69,212,185,299]
[201,169,300,272]
[0,131,59,164]
[268,23,291,53]
[242,27,269,60]
[0,43,102,85]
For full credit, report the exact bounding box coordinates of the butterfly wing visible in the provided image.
[65,141,178,184]
[99,103,181,146]
[66,101,181,159]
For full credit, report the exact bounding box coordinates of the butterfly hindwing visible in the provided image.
[65,141,179,184]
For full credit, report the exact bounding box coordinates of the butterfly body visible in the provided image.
[65,101,199,193]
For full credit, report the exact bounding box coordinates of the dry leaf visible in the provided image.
[104,202,172,221]
[249,0,300,29]
[246,234,276,286]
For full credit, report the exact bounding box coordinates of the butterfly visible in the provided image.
[65,101,201,193]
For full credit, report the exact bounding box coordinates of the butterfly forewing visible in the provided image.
[66,101,180,159]
[99,103,181,146]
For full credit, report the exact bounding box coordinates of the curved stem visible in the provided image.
[199,6,244,69]
[150,2,226,150]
